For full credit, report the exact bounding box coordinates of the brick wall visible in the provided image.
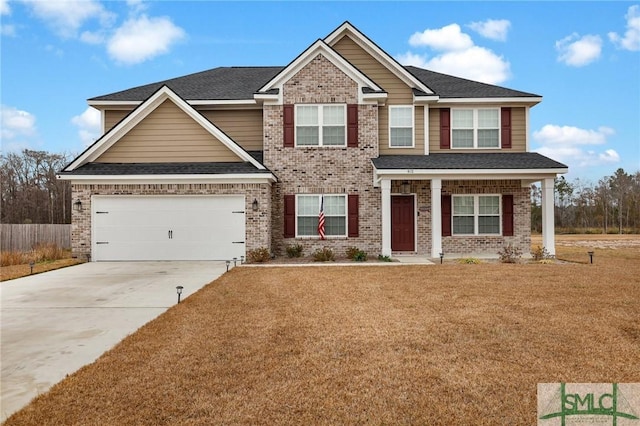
[71,183,271,259]
[264,53,382,257]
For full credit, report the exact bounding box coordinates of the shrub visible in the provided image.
[0,250,26,267]
[247,247,271,263]
[377,254,393,262]
[32,243,65,262]
[285,244,304,258]
[353,250,368,262]
[313,247,335,262]
[345,246,359,260]
[498,244,522,263]
[458,257,482,264]
[538,258,555,264]
[531,245,552,261]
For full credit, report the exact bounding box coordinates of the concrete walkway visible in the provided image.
[1,261,228,421]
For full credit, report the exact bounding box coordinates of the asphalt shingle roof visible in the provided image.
[372,153,567,170]
[59,161,271,176]
[90,64,540,102]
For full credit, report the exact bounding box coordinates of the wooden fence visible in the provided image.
[1,224,71,252]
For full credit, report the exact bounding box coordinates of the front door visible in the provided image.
[391,195,415,252]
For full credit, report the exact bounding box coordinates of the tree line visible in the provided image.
[531,168,640,233]
[1,149,639,233]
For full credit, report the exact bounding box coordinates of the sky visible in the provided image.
[1,1,639,182]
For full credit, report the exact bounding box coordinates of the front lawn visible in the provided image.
[4,241,639,425]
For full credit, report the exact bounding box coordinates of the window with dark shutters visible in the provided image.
[283,104,294,147]
[348,194,359,237]
[347,104,358,147]
[283,194,296,237]
[501,107,512,149]
[502,194,514,236]
[440,108,450,149]
[441,194,452,236]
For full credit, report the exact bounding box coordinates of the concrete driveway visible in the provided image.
[1,261,229,421]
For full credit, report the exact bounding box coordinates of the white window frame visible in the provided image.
[451,108,500,149]
[295,194,347,238]
[295,104,347,147]
[452,194,502,236]
[389,105,415,148]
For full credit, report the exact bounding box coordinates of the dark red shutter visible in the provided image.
[502,194,514,236]
[347,104,358,147]
[283,104,294,147]
[441,195,452,236]
[501,107,512,149]
[284,194,295,238]
[440,108,450,149]
[348,194,359,237]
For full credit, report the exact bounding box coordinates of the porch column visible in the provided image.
[381,178,392,256]
[431,178,442,258]
[541,178,556,256]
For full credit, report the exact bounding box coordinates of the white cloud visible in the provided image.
[1,104,37,140]
[608,5,640,51]
[533,124,620,167]
[1,0,10,15]
[468,19,511,42]
[107,15,185,65]
[21,0,114,38]
[399,23,511,84]
[409,24,473,51]
[80,30,105,44]
[1,24,16,36]
[71,107,101,146]
[556,33,602,66]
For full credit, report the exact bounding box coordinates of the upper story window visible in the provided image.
[296,104,346,147]
[389,106,414,147]
[452,108,499,149]
[452,195,501,235]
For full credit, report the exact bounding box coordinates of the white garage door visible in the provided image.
[92,196,246,261]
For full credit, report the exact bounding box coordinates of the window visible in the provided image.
[296,105,346,146]
[451,108,499,148]
[296,195,346,237]
[389,106,414,147]
[452,195,501,235]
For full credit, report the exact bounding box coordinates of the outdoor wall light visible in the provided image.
[73,199,82,212]
[226,260,230,272]
[252,198,259,212]
[587,251,594,264]
[240,255,245,264]
[439,252,444,264]
[176,286,184,304]
[29,261,35,274]
[401,181,411,195]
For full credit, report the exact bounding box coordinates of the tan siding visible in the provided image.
[104,109,133,132]
[429,106,527,153]
[379,106,425,155]
[96,100,242,163]
[200,109,263,151]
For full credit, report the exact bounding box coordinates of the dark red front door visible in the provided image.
[391,195,415,251]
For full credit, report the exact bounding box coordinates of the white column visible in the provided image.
[431,178,442,258]
[541,178,556,256]
[381,179,392,256]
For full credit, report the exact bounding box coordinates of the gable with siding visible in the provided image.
[96,99,243,163]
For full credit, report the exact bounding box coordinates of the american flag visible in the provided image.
[318,196,326,240]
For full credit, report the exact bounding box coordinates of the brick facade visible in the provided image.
[264,53,382,257]
[71,183,271,259]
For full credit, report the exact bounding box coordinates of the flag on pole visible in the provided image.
[318,195,326,240]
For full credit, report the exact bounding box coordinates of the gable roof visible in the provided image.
[66,85,266,172]
[372,153,567,170]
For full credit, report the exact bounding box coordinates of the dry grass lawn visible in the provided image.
[0,258,83,282]
[4,237,639,425]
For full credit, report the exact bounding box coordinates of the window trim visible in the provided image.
[388,105,415,148]
[294,104,347,147]
[451,108,501,149]
[452,194,502,236]
[295,194,348,238]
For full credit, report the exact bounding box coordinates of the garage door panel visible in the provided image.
[92,196,246,261]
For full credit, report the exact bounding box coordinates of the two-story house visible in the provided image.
[58,22,567,261]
